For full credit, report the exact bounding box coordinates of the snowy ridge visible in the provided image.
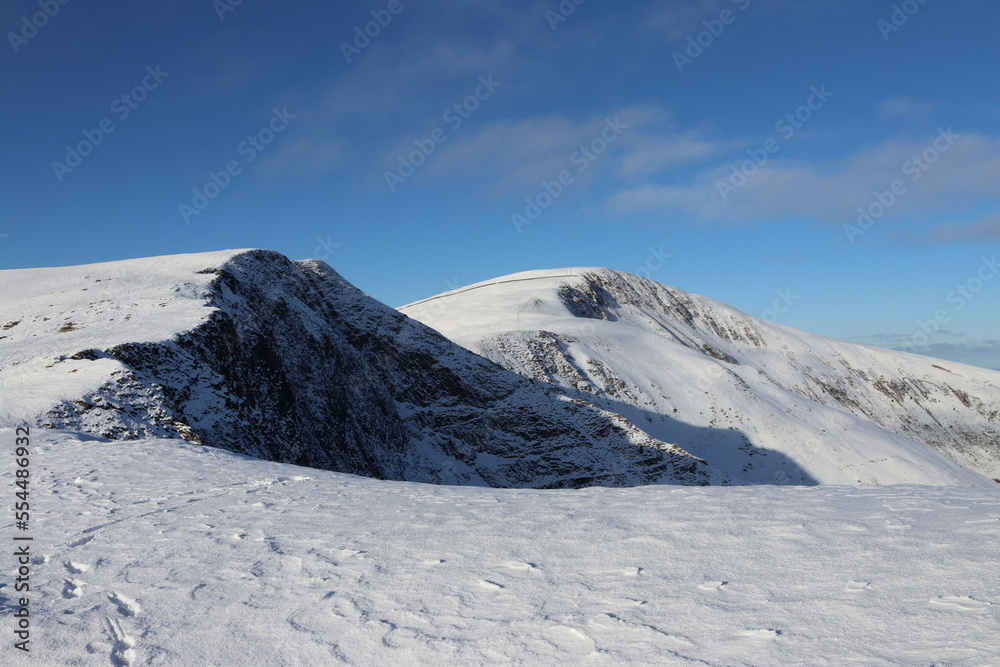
[3,428,998,665]
[401,268,1000,487]
[0,251,717,487]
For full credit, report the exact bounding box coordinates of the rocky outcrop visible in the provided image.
[6,251,714,487]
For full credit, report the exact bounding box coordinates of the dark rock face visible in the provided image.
[560,272,765,352]
[42,251,712,487]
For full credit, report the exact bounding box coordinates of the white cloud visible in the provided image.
[254,2,547,180]
[919,340,1000,354]
[877,97,935,120]
[617,131,742,177]
[918,215,1000,245]
[607,132,1000,225]
[371,104,748,197]
[392,108,651,195]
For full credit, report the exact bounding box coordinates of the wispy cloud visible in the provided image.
[617,131,743,177]
[607,132,1000,226]
[255,2,546,180]
[388,104,746,194]
[643,0,725,41]
[858,330,967,345]
[251,1,1000,233]
[392,106,662,195]
[917,339,1000,354]
[915,215,1000,245]
[877,97,936,121]
[393,113,597,193]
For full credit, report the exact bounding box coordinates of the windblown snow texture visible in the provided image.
[0,250,712,487]
[3,428,998,666]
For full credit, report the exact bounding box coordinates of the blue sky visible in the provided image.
[2,0,999,369]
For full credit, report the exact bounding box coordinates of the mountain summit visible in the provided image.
[0,251,714,487]
[401,268,999,486]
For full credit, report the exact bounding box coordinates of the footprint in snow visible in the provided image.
[476,580,505,592]
[698,581,728,591]
[498,561,538,573]
[61,578,85,598]
[108,591,141,617]
[740,628,782,640]
[105,616,136,667]
[69,534,95,548]
[336,549,366,558]
[845,581,873,592]
[65,561,90,574]
[929,596,992,613]
[233,529,265,542]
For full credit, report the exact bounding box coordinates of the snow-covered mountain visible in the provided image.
[401,268,1000,487]
[3,255,999,663]
[0,250,714,487]
[4,252,996,488]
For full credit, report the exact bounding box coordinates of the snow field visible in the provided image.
[3,429,998,666]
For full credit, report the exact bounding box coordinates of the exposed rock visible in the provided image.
[0,250,714,488]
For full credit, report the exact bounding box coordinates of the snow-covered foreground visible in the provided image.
[3,429,998,666]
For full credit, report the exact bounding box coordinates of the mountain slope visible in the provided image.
[0,251,715,488]
[401,268,999,487]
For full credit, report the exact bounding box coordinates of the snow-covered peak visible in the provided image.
[0,251,718,488]
[401,267,767,350]
[402,268,1000,487]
